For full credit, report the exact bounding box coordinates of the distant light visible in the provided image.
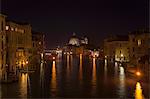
[70,52,73,55]
[121,54,123,57]
[6,26,9,30]
[67,52,70,55]
[39,42,41,45]
[11,27,14,31]
[136,71,141,76]
[53,57,55,60]
[26,61,28,64]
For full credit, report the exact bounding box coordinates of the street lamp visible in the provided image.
[136,71,141,76]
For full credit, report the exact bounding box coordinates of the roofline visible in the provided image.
[6,19,31,26]
[0,13,7,17]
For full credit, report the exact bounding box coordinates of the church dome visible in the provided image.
[68,33,80,46]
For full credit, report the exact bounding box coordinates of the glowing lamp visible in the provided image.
[136,71,141,76]
[26,61,28,64]
[53,57,55,60]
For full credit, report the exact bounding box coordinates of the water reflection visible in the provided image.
[79,54,83,80]
[0,80,2,98]
[67,54,70,79]
[104,59,107,83]
[51,61,57,96]
[91,57,97,95]
[40,62,44,90]
[70,55,73,72]
[135,82,144,99]
[19,73,28,98]
[67,55,70,71]
[114,62,118,76]
[118,66,126,98]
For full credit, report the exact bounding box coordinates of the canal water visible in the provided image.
[0,54,149,98]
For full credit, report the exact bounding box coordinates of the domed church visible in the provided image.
[68,33,88,46]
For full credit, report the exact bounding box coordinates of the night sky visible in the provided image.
[1,0,149,48]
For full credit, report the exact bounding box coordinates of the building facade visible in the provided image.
[31,31,45,65]
[104,35,129,62]
[6,20,32,73]
[129,30,150,65]
[0,14,7,81]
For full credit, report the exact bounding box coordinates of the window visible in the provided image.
[138,39,141,46]
[39,42,41,45]
[6,26,9,30]
[11,27,14,31]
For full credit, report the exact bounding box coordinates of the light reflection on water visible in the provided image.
[19,73,28,98]
[40,62,44,90]
[0,81,1,98]
[50,60,57,96]
[79,54,83,80]
[114,62,118,76]
[118,66,126,98]
[135,82,144,99]
[104,59,107,83]
[91,57,97,95]
[66,54,70,79]
[1,55,149,98]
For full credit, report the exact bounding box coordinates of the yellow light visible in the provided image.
[121,54,123,57]
[52,57,55,60]
[26,61,28,64]
[136,71,141,76]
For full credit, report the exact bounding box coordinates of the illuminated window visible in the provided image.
[121,54,123,57]
[138,39,141,46]
[11,27,14,31]
[6,26,9,30]
[39,42,41,45]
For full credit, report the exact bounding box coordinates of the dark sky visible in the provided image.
[1,0,149,48]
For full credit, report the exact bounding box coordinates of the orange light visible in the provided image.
[26,61,28,64]
[52,57,55,60]
[136,71,141,76]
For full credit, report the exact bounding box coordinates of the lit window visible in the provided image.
[6,26,9,30]
[11,27,14,31]
[138,39,141,46]
[121,54,123,57]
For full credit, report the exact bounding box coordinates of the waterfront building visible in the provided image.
[104,35,129,62]
[31,31,45,65]
[0,14,7,81]
[129,29,150,65]
[5,20,32,73]
[64,33,89,55]
[68,33,88,46]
